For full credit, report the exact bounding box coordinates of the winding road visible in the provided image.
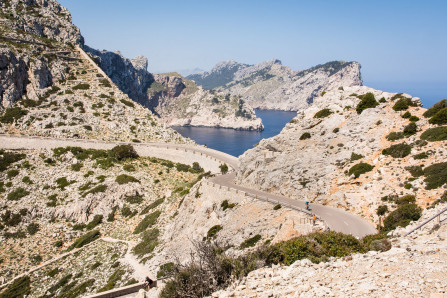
[0,134,376,238]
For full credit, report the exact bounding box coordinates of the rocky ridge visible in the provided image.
[212,203,447,297]
[235,85,447,223]
[187,60,363,111]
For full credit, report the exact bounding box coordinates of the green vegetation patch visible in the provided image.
[0,107,28,123]
[115,174,140,184]
[314,108,333,119]
[420,126,447,141]
[423,99,447,118]
[125,194,144,204]
[221,200,235,211]
[300,132,311,140]
[392,97,417,111]
[383,204,421,232]
[423,162,447,189]
[72,83,90,90]
[82,184,107,197]
[386,132,404,141]
[348,162,374,178]
[206,225,223,240]
[68,230,100,250]
[376,205,388,216]
[120,99,135,108]
[413,152,429,160]
[240,234,262,249]
[428,107,447,125]
[382,143,412,158]
[0,276,31,298]
[7,187,30,201]
[133,210,161,234]
[86,215,103,230]
[157,262,175,278]
[0,151,26,172]
[110,145,138,160]
[132,228,159,258]
[356,92,379,114]
[405,165,424,178]
[140,198,164,214]
[98,269,125,292]
[403,122,417,136]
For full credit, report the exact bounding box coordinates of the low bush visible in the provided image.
[71,163,83,171]
[110,145,138,160]
[47,267,59,277]
[123,164,136,172]
[0,107,28,123]
[395,194,416,205]
[157,262,175,278]
[120,99,135,108]
[350,152,363,161]
[68,230,100,250]
[420,126,447,141]
[413,152,429,160]
[27,222,40,235]
[115,174,140,185]
[409,116,420,122]
[221,200,235,211]
[356,92,379,114]
[401,111,411,119]
[125,194,144,204]
[0,151,26,172]
[192,162,204,173]
[392,97,417,111]
[376,205,388,216]
[22,176,33,184]
[429,107,447,125]
[405,165,424,178]
[107,206,118,222]
[382,143,412,158]
[7,169,19,178]
[86,215,103,230]
[273,204,282,210]
[314,108,332,119]
[56,177,76,190]
[383,204,421,232]
[7,187,30,201]
[423,162,447,189]
[240,234,262,249]
[98,269,125,292]
[300,132,311,140]
[121,205,133,217]
[219,163,228,174]
[206,225,223,240]
[72,83,90,90]
[0,276,31,298]
[140,198,164,214]
[348,162,374,178]
[133,211,161,234]
[82,184,107,197]
[132,228,159,258]
[423,99,447,118]
[403,122,417,136]
[176,163,190,172]
[386,131,404,141]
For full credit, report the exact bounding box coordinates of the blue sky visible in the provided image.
[59,0,447,107]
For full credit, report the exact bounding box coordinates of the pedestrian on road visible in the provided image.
[145,276,154,290]
[312,214,316,225]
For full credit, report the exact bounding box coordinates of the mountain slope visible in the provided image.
[187,60,363,111]
[236,86,447,223]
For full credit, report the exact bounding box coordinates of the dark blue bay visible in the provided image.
[172,109,297,157]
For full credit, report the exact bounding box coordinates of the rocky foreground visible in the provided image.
[211,203,447,297]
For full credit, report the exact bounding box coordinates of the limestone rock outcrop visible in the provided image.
[0,48,28,107]
[188,60,363,111]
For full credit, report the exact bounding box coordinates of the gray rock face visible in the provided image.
[0,48,28,107]
[188,60,363,111]
[30,59,52,90]
[84,46,154,106]
[4,0,83,45]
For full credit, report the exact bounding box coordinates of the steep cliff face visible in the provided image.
[84,46,154,106]
[236,86,447,221]
[188,60,363,111]
[147,73,263,130]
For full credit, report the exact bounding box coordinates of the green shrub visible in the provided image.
[72,223,86,231]
[72,83,90,90]
[219,163,228,174]
[133,211,161,234]
[396,194,416,205]
[56,177,75,190]
[7,187,30,201]
[428,107,447,125]
[54,240,63,248]
[68,230,100,250]
[115,174,140,185]
[409,116,420,122]
[110,145,138,160]
[273,204,282,210]
[401,111,411,119]
[120,99,135,108]
[140,198,164,214]
[27,222,40,235]
[333,127,339,133]
[71,163,83,171]
[383,204,421,232]
[125,194,144,204]
[0,151,26,172]
[300,132,311,140]
[350,152,363,161]
[423,162,447,189]
[392,97,417,111]
[348,162,374,178]
[157,262,175,278]
[86,215,103,230]
[423,99,447,118]
[107,206,118,222]
[121,205,132,217]
[356,92,379,114]
[221,200,235,211]
[413,152,429,160]
[83,125,92,131]
[379,97,386,103]
[6,169,19,178]
[82,184,107,197]
[22,176,33,184]
[382,143,412,158]
[192,162,204,172]
[405,165,423,178]
[386,131,404,141]
[132,228,159,258]
[206,225,223,240]
[314,108,332,119]
[0,276,31,298]
[403,122,417,136]
[240,234,261,249]
[98,269,125,292]
[420,126,447,141]
[123,164,136,172]
[91,261,102,270]
[176,163,190,172]
[0,107,28,123]
[376,205,388,216]
[47,267,59,277]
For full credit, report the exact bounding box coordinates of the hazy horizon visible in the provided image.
[59,0,447,107]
